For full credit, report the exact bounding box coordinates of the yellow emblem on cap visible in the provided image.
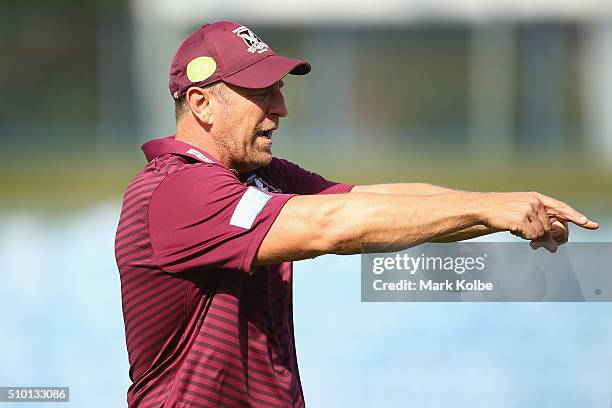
[186,56,217,82]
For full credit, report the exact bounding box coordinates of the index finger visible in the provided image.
[540,195,599,230]
[560,217,600,230]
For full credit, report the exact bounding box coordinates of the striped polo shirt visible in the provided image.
[114,136,353,407]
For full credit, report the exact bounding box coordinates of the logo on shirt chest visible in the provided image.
[246,174,282,193]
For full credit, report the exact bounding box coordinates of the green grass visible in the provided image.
[1,149,610,214]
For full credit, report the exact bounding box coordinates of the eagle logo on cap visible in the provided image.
[232,26,269,54]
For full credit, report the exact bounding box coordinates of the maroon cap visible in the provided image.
[169,21,311,99]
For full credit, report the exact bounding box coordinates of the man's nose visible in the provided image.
[268,88,288,118]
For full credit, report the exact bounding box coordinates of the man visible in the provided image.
[115,21,598,407]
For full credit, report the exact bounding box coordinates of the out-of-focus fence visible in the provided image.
[1,1,611,209]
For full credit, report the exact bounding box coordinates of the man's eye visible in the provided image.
[253,92,267,99]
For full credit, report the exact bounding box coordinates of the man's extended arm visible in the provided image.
[352,183,499,241]
[351,183,457,196]
[254,190,598,265]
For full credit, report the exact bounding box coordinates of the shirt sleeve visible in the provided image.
[149,165,295,274]
[262,158,354,195]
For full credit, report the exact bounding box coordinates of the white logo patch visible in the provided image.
[232,26,269,54]
[230,187,271,229]
[246,174,282,193]
[186,148,213,163]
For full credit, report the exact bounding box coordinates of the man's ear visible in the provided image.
[186,87,215,126]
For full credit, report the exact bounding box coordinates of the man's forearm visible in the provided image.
[352,183,500,241]
[430,224,501,243]
[256,191,484,264]
[352,183,457,195]
[331,192,486,252]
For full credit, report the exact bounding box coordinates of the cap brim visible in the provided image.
[222,55,311,89]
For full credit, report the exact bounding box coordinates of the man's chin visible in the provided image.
[239,153,272,173]
[255,152,273,168]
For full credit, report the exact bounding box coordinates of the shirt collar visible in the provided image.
[141,136,218,164]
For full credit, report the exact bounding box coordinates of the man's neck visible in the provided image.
[176,129,224,166]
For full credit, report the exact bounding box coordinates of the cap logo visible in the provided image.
[186,56,217,82]
[231,26,269,54]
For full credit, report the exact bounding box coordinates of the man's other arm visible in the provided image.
[352,183,456,196]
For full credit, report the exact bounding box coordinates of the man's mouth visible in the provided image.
[256,129,274,139]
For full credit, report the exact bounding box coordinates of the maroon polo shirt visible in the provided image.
[114,136,353,407]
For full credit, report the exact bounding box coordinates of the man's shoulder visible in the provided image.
[122,154,230,198]
[258,157,300,179]
[149,157,246,203]
[137,154,230,180]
